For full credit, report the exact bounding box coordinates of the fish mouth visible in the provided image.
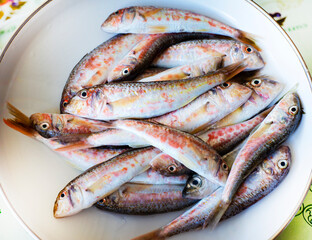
[53,198,60,218]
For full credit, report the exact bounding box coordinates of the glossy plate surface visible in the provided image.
[0,0,311,239]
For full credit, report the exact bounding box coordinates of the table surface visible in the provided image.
[0,0,311,239]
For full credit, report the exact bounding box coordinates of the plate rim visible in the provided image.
[0,0,311,239]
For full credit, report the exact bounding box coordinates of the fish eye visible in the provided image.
[245,47,253,53]
[221,82,231,88]
[167,164,177,173]
[60,193,65,198]
[79,90,88,99]
[251,79,262,87]
[190,176,202,188]
[222,162,229,171]
[122,67,130,76]
[40,122,50,130]
[278,159,288,169]
[288,105,299,115]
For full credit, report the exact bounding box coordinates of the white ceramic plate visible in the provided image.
[0,0,311,239]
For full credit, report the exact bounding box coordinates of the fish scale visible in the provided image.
[64,61,247,120]
[153,39,264,71]
[101,6,259,49]
[53,147,162,218]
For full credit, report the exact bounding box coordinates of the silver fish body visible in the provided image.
[96,183,197,215]
[63,62,246,120]
[53,147,161,218]
[153,39,264,71]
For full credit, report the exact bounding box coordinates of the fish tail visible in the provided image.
[3,118,36,138]
[206,198,231,230]
[6,102,31,126]
[131,228,165,240]
[54,141,93,152]
[219,61,248,81]
[237,30,261,51]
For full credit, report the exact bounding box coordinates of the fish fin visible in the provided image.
[86,177,109,194]
[148,25,168,33]
[54,141,93,152]
[219,61,248,81]
[3,118,36,138]
[248,121,272,140]
[131,228,164,240]
[6,102,31,126]
[237,30,261,51]
[110,95,142,108]
[258,105,274,118]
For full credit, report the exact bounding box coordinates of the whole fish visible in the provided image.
[133,145,291,239]
[130,169,188,185]
[107,32,220,82]
[63,61,246,120]
[101,6,258,49]
[60,34,147,112]
[3,104,129,171]
[198,107,271,155]
[138,55,224,82]
[76,119,229,187]
[53,147,162,218]
[212,76,284,128]
[211,92,302,228]
[153,39,264,71]
[95,183,197,215]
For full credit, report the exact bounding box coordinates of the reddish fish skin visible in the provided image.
[101,6,258,49]
[3,103,129,171]
[64,61,247,120]
[198,108,271,155]
[153,39,264,71]
[29,113,109,139]
[107,32,218,83]
[54,147,162,218]
[221,93,301,205]
[106,119,229,186]
[132,146,291,240]
[95,183,197,215]
[60,34,146,113]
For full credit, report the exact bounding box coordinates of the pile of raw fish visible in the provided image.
[4,6,303,240]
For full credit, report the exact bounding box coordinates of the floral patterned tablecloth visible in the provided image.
[0,0,311,239]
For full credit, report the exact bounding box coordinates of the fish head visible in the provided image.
[216,81,252,105]
[228,42,264,71]
[216,158,230,184]
[269,92,302,132]
[108,55,138,82]
[151,154,191,176]
[54,183,84,218]
[29,113,58,138]
[101,7,136,32]
[182,174,218,199]
[245,76,284,103]
[261,145,291,179]
[63,87,106,119]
